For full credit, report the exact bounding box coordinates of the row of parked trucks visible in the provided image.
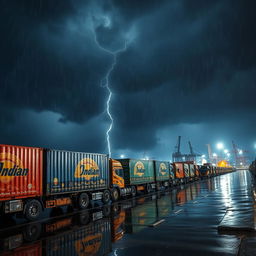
[0,144,234,220]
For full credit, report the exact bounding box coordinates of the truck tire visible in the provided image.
[102,190,111,204]
[112,188,119,202]
[146,183,152,193]
[78,193,90,209]
[24,200,42,221]
[131,186,136,197]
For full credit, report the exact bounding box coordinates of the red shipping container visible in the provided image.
[0,144,43,201]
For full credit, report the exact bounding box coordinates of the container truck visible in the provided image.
[0,144,111,220]
[199,164,211,178]
[169,163,176,186]
[194,165,201,180]
[183,163,190,183]
[112,159,156,198]
[173,162,185,184]
[188,163,195,182]
[154,160,170,190]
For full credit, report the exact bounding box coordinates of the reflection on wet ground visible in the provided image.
[0,170,255,255]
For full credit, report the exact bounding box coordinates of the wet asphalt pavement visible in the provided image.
[0,170,255,256]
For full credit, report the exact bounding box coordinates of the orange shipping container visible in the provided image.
[173,162,185,179]
[0,144,43,201]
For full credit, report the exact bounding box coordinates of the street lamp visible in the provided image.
[239,150,243,155]
[224,149,228,154]
[216,142,224,150]
[120,154,125,159]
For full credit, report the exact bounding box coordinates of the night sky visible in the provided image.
[0,0,256,160]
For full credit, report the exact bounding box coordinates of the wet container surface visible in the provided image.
[119,159,155,185]
[0,144,43,200]
[154,161,170,182]
[46,150,109,195]
[0,170,255,256]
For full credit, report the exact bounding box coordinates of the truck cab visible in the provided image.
[110,159,125,201]
[110,158,156,199]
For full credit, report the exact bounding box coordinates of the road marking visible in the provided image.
[149,219,165,227]
[174,209,183,214]
[193,201,198,204]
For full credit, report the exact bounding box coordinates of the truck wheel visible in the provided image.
[146,183,152,193]
[78,193,90,209]
[112,188,119,202]
[102,190,111,204]
[131,186,136,197]
[24,200,42,221]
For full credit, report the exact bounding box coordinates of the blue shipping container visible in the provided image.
[46,150,109,195]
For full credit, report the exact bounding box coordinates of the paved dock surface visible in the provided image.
[0,170,255,255]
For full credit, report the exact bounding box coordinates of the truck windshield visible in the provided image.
[115,169,124,178]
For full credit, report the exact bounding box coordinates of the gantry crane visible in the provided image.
[172,136,201,163]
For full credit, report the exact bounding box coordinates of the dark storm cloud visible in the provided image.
[0,0,112,123]
[109,0,256,150]
[0,0,255,155]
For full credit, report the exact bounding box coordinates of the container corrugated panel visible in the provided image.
[183,163,190,177]
[174,163,185,179]
[154,161,170,181]
[46,218,111,256]
[189,164,195,177]
[46,150,109,195]
[119,159,155,185]
[169,164,175,179]
[0,144,43,201]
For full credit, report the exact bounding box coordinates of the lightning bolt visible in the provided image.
[92,29,127,157]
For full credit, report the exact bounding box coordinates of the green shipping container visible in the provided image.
[118,159,155,185]
[154,161,170,182]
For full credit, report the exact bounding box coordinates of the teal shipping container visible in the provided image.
[154,161,170,182]
[118,159,155,185]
